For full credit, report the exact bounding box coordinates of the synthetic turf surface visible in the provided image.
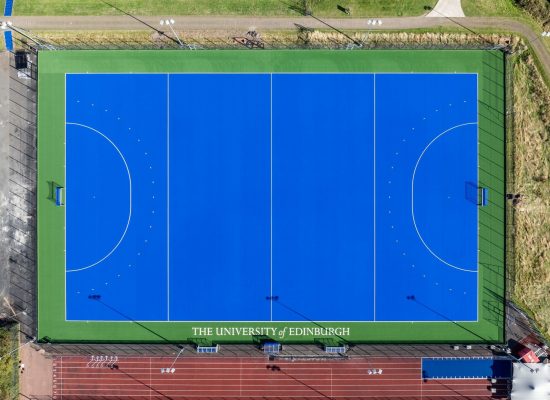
[65,72,478,323]
[38,50,505,343]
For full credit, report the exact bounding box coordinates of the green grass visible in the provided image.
[462,0,523,17]
[510,50,550,338]
[0,325,19,400]
[37,49,505,344]
[461,0,545,42]
[16,0,436,17]
[462,0,550,55]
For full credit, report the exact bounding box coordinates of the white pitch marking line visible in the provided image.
[167,73,170,321]
[64,74,67,320]
[373,73,376,321]
[65,122,132,273]
[411,121,478,273]
[475,73,480,322]
[270,73,273,322]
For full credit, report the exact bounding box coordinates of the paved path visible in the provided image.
[19,344,53,399]
[5,15,550,78]
[427,0,465,18]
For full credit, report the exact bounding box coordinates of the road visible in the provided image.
[6,15,550,79]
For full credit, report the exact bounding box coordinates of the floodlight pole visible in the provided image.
[169,346,185,370]
[161,19,185,49]
[167,24,184,48]
[305,13,362,47]
[0,336,36,361]
[5,310,27,322]
[365,19,382,45]
[1,21,56,50]
[492,345,539,373]
[160,345,185,373]
[407,296,539,374]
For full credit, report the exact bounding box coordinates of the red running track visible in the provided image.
[53,356,504,399]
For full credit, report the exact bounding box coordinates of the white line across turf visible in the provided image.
[270,73,273,322]
[373,73,376,321]
[167,74,170,321]
[64,74,67,319]
[476,74,480,321]
[65,122,132,273]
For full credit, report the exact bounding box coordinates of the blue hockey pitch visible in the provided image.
[65,73,479,322]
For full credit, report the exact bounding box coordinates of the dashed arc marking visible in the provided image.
[65,122,133,273]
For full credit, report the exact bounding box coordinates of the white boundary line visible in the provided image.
[373,74,376,322]
[411,122,478,273]
[65,319,479,323]
[62,72,481,325]
[167,74,170,321]
[270,73,273,322]
[476,73,480,322]
[65,72,480,76]
[65,122,133,273]
[64,74,67,320]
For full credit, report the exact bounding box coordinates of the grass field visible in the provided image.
[15,0,436,17]
[462,0,550,57]
[461,0,546,22]
[462,0,522,17]
[510,50,550,338]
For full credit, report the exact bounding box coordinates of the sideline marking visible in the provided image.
[270,73,273,321]
[373,74,376,321]
[167,74,170,320]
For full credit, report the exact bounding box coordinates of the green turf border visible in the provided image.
[37,50,505,344]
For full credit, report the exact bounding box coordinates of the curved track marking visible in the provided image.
[411,122,478,273]
[66,122,132,273]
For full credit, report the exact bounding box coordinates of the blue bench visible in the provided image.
[4,0,14,17]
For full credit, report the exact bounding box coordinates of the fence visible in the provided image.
[5,46,38,344]
[6,29,543,358]
[504,51,518,334]
[10,29,516,53]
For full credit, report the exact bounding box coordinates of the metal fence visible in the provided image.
[5,45,38,343]
[10,28,515,52]
[5,30,540,361]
